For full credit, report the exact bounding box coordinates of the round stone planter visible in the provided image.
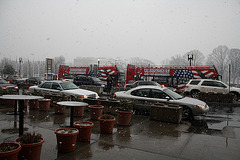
[38,99,50,111]
[116,110,133,126]
[55,128,79,152]
[73,121,94,142]
[88,105,104,120]
[15,137,44,160]
[53,101,66,114]
[0,142,21,160]
[29,99,39,109]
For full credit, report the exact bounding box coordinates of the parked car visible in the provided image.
[0,78,19,92]
[29,80,99,99]
[73,75,106,89]
[125,80,162,89]
[184,79,240,101]
[25,77,45,85]
[5,75,24,84]
[113,86,209,120]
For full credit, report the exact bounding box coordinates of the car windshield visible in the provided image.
[92,77,101,82]
[60,82,79,90]
[0,79,8,84]
[163,88,183,100]
[36,77,45,81]
[13,76,21,79]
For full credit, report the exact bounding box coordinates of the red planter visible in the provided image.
[116,110,133,126]
[98,116,115,134]
[55,128,79,152]
[53,101,66,114]
[73,121,94,142]
[88,105,104,120]
[0,142,21,160]
[24,100,29,107]
[29,99,39,109]
[38,99,50,111]
[5,99,15,107]
[73,106,85,117]
[15,138,44,160]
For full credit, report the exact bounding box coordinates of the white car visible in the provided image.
[184,79,240,101]
[113,86,209,120]
[29,80,99,99]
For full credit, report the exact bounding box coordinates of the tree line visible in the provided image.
[166,45,240,84]
[0,56,65,78]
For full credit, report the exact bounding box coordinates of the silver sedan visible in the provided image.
[29,80,99,99]
[113,86,209,120]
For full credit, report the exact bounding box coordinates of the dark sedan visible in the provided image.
[0,78,19,92]
[25,77,45,85]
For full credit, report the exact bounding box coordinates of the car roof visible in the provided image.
[190,79,221,82]
[128,85,164,91]
[135,80,156,83]
[43,80,64,83]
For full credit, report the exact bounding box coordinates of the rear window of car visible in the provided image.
[41,82,51,89]
[189,80,200,85]
[131,89,150,97]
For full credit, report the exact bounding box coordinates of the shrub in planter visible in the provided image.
[15,132,44,160]
[116,100,133,126]
[55,128,79,152]
[98,114,115,134]
[0,142,21,160]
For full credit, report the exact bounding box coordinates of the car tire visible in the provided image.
[182,106,193,121]
[190,90,200,99]
[231,92,239,101]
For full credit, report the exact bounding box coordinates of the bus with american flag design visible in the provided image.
[58,65,125,87]
[126,64,221,91]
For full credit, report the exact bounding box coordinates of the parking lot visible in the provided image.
[0,101,240,160]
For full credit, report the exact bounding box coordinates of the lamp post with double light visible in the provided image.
[187,52,194,66]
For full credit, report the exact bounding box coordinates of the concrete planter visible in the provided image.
[150,104,182,124]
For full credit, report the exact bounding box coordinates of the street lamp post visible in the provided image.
[187,52,194,66]
[97,59,100,76]
[97,59,100,68]
[19,58,22,77]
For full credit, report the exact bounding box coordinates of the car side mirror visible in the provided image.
[166,96,171,101]
[57,87,63,91]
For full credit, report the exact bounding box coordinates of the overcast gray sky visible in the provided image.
[0,0,240,64]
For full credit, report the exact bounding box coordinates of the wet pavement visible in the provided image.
[0,102,240,160]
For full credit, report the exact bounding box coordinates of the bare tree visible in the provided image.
[229,49,240,84]
[54,56,65,74]
[128,57,155,66]
[206,45,229,82]
[168,54,188,65]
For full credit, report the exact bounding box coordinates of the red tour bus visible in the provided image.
[126,64,221,90]
[58,65,125,86]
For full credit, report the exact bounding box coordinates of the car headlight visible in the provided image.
[14,86,19,90]
[196,105,206,109]
[78,95,88,99]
